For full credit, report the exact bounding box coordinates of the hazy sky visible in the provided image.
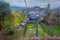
[4,0,60,8]
[0,0,4,2]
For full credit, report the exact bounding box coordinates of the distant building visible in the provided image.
[26,11,47,22]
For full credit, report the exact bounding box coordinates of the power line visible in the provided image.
[24,0,28,9]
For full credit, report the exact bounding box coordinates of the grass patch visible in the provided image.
[44,24,60,36]
[49,24,60,36]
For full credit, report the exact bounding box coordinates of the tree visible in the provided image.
[55,11,60,24]
[0,2,13,35]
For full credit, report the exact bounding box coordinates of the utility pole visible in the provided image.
[35,17,39,37]
[24,0,28,37]
[24,0,28,22]
[24,0,28,9]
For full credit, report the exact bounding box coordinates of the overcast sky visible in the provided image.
[4,0,60,8]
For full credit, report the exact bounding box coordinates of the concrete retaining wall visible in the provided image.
[0,35,5,40]
[25,37,60,40]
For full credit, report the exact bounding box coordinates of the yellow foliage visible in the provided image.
[12,11,20,26]
[12,11,23,26]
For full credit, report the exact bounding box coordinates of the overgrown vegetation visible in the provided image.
[0,2,24,40]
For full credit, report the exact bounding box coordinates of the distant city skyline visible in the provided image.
[4,0,60,9]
